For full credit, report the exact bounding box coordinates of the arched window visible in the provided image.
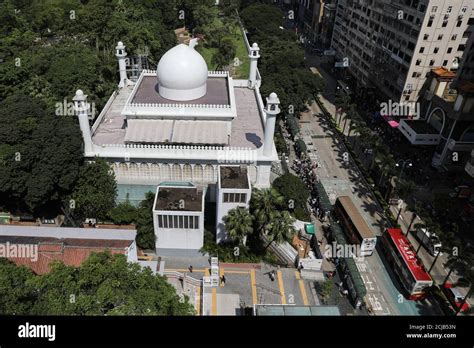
[171,164,181,181]
[194,165,204,182]
[161,164,171,180]
[182,164,192,181]
[203,165,214,183]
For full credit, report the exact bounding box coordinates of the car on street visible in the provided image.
[443,285,469,313]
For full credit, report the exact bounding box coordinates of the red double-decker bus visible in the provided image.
[380,228,433,300]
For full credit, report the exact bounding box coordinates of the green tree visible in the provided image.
[265,210,295,249]
[212,38,236,70]
[72,159,117,221]
[272,173,310,220]
[135,191,156,250]
[250,187,284,233]
[0,252,195,315]
[0,258,36,315]
[223,207,253,246]
[108,201,138,225]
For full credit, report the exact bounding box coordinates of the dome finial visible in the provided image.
[189,38,199,49]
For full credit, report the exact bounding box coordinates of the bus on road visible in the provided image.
[380,228,433,300]
[333,196,377,256]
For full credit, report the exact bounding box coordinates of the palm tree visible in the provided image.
[223,207,253,246]
[250,187,284,234]
[342,104,357,135]
[335,92,351,127]
[376,152,395,186]
[347,113,363,139]
[395,180,416,222]
[442,243,473,288]
[264,211,296,250]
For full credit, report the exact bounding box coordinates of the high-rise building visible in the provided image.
[398,19,474,171]
[331,0,474,110]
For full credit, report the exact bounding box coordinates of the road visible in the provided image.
[302,100,442,315]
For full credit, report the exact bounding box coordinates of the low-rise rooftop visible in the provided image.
[154,186,203,212]
[219,166,249,189]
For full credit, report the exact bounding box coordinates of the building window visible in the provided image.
[158,215,163,228]
[447,47,453,53]
[223,192,247,203]
[443,60,448,66]
[457,20,462,27]
[427,18,433,27]
[447,6,452,14]
[438,34,443,40]
[431,6,437,13]
[442,20,448,27]
[434,47,439,54]
[419,47,425,53]
[429,59,435,66]
[415,59,421,65]
[452,34,457,40]
[423,33,429,40]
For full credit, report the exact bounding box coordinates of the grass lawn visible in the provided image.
[197,22,249,79]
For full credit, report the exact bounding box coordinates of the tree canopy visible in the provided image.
[0,253,195,315]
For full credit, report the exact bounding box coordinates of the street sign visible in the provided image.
[324,49,335,56]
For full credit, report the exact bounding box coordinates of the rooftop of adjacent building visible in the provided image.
[154,186,203,212]
[219,166,249,189]
[0,225,136,275]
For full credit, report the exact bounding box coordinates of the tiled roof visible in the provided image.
[10,246,127,275]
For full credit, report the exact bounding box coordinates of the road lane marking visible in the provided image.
[277,270,286,304]
[211,288,217,315]
[250,269,258,305]
[295,271,309,305]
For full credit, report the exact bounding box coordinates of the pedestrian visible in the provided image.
[221,275,226,285]
[188,265,193,273]
[269,270,276,281]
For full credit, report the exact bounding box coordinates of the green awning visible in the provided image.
[305,223,315,235]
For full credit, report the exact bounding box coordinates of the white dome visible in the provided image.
[157,43,208,101]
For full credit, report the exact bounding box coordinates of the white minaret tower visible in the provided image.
[263,92,280,157]
[248,42,260,88]
[116,41,129,88]
[73,89,93,154]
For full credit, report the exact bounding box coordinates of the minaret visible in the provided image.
[248,42,260,88]
[263,92,280,157]
[73,89,93,154]
[115,41,128,88]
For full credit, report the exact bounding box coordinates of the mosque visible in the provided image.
[74,38,280,254]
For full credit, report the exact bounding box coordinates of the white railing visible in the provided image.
[128,102,231,109]
[91,90,118,134]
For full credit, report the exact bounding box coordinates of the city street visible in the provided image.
[303,99,441,315]
[305,51,471,309]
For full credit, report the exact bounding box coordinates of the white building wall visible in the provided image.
[153,211,204,250]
